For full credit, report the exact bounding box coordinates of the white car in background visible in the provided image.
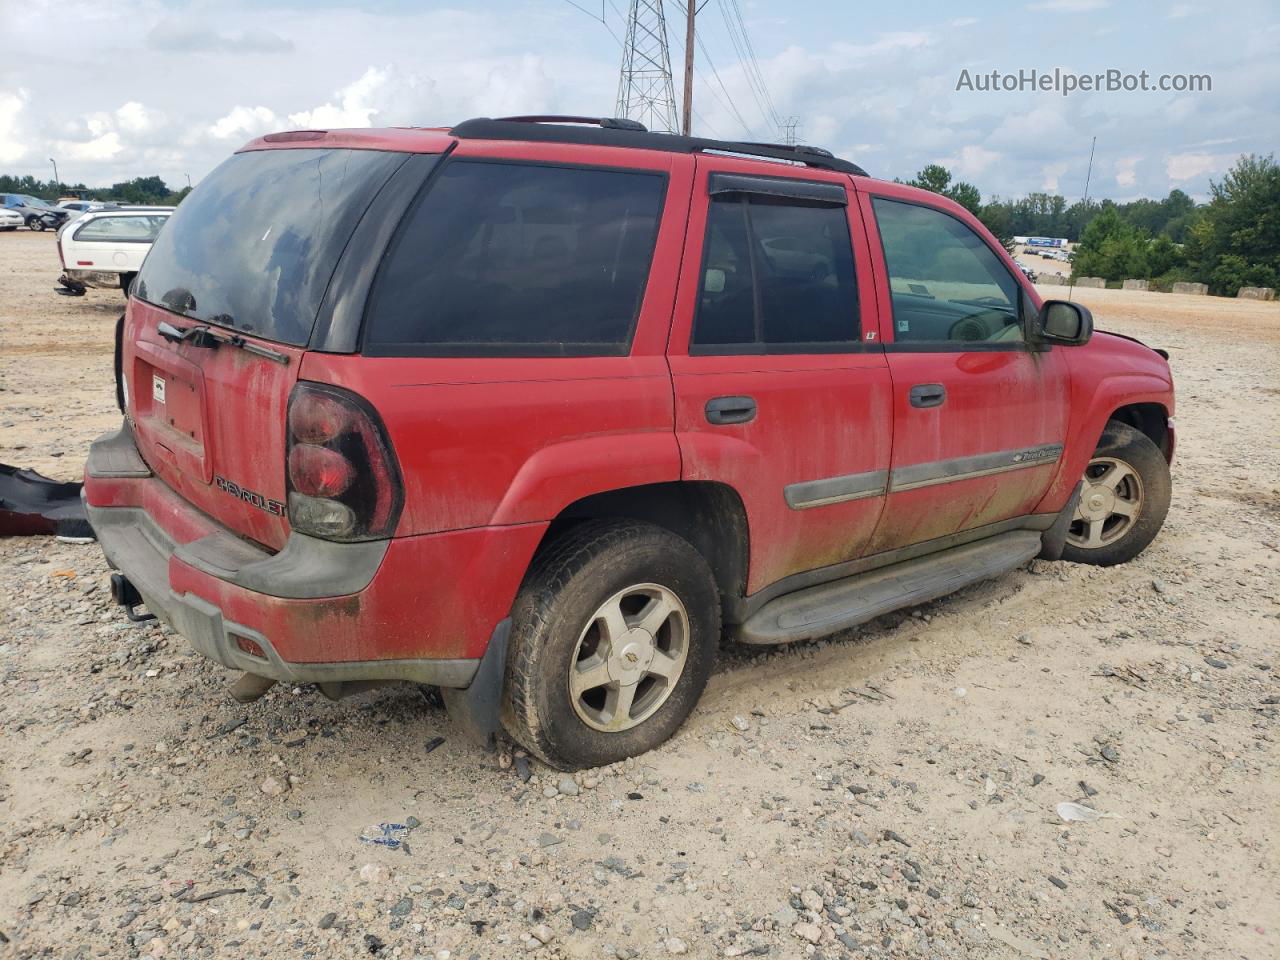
[56,209,172,296]
[0,208,22,231]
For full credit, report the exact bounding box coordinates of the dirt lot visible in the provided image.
[2,229,1278,959]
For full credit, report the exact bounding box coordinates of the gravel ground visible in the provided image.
[2,230,1278,959]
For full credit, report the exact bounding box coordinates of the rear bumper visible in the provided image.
[61,270,122,290]
[84,423,545,687]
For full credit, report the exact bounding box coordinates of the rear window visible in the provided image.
[363,160,666,356]
[135,148,406,346]
[74,215,168,243]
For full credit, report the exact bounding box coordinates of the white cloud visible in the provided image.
[0,89,29,165]
[147,20,292,54]
[947,144,1002,177]
[288,67,397,128]
[830,32,933,62]
[210,106,279,140]
[116,101,156,134]
[58,131,124,162]
[1168,3,1195,17]
[950,17,979,27]
[1114,155,1141,188]
[1041,162,1070,191]
[1166,152,1231,181]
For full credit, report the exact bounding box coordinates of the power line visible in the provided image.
[727,0,780,126]
[692,27,756,137]
[565,0,750,140]
[716,0,780,132]
[667,0,755,138]
[562,0,625,46]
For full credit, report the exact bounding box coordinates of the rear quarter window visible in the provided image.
[362,160,667,357]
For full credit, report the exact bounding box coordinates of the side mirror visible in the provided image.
[1035,299,1093,346]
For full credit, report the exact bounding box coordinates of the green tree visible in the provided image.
[1184,154,1280,293]
[904,164,983,216]
[1073,208,1151,281]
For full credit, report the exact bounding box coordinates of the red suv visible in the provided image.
[85,116,1174,769]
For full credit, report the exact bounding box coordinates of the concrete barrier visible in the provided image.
[1237,286,1275,301]
[1122,279,1150,291]
[1073,276,1106,289]
[1037,274,1066,286]
[1171,282,1209,296]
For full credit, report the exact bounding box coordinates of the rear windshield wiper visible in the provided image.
[156,320,289,364]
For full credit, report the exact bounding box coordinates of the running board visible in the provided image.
[735,530,1042,645]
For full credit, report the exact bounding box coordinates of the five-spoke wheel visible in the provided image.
[569,584,689,732]
[502,520,718,770]
[1067,456,1144,550]
[1060,421,1171,566]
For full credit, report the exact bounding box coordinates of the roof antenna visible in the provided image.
[1068,135,1096,299]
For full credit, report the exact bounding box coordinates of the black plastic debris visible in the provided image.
[0,464,94,540]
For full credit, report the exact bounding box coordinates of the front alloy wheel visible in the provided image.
[1067,456,1144,550]
[1060,421,1171,567]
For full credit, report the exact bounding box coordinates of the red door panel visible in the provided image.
[668,158,892,595]
[856,184,1070,554]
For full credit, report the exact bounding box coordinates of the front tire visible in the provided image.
[27,217,45,232]
[1061,421,1170,566]
[502,520,719,770]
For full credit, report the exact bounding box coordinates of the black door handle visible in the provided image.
[705,395,756,425]
[909,383,946,408]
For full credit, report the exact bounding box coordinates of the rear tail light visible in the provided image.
[285,382,403,542]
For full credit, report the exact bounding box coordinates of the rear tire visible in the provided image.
[502,520,719,770]
[1061,421,1170,566]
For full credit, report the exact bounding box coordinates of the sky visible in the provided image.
[2,0,1277,203]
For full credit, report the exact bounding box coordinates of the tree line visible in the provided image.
[900,153,1279,295]
[0,174,191,206]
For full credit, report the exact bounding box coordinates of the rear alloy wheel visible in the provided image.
[568,583,690,733]
[1061,421,1170,566]
[502,520,718,770]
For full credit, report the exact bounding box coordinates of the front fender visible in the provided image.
[1037,371,1172,512]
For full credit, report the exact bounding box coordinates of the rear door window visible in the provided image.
[135,148,407,346]
[362,160,666,356]
[692,194,860,352]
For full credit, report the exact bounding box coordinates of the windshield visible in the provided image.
[135,148,406,346]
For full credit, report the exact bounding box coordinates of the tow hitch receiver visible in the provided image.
[110,573,157,623]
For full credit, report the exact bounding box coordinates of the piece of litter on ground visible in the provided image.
[359,823,410,849]
[1056,801,1118,823]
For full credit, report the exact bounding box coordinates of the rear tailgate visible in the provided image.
[120,143,418,549]
[125,298,301,549]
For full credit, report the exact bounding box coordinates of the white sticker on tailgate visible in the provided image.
[153,374,166,404]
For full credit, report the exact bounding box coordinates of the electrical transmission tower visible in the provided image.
[616,0,680,133]
[781,116,800,146]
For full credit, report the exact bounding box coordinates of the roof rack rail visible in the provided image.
[448,117,867,177]
[495,114,648,131]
